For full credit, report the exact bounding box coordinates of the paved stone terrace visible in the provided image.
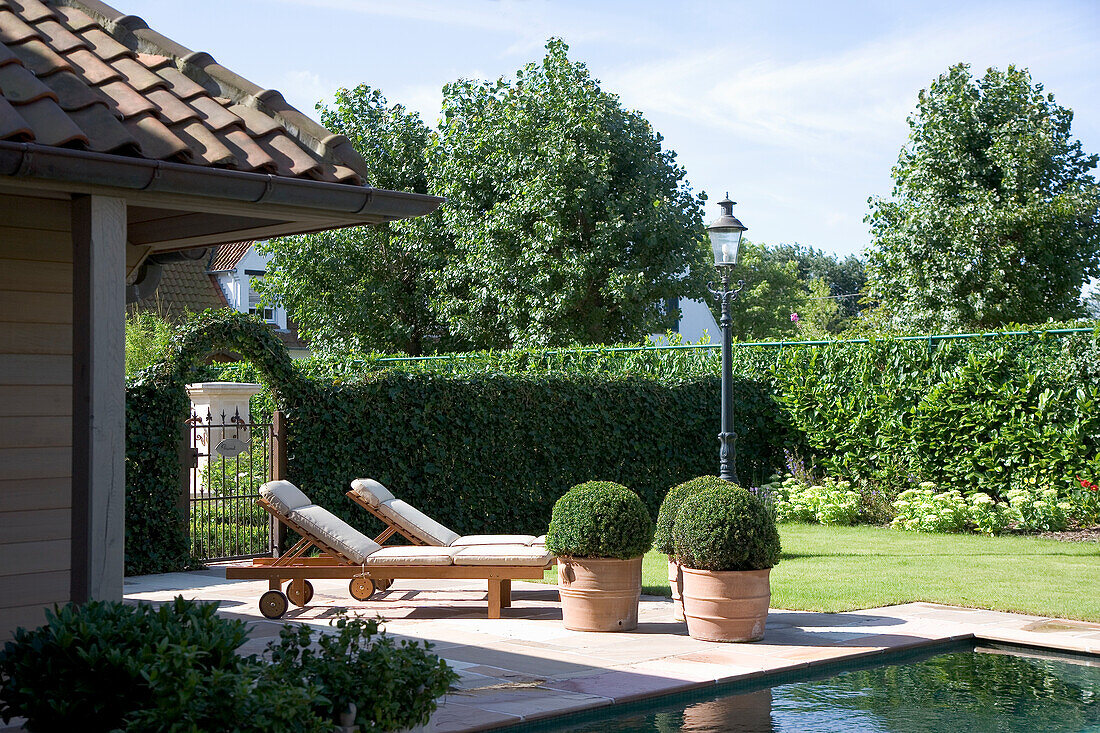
[111,568,1100,732]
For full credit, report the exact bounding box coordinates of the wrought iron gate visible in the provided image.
[184,407,278,562]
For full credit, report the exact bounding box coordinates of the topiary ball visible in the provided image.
[672,484,781,571]
[653,475,733,555]
[545,481,654,560]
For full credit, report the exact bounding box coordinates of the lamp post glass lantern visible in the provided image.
[706,194,747,484]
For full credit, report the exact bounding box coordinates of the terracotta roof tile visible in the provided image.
[0,61,54,103]
[9,37,70,75]
[40,68,101,109]
[8,0,55,23]
[67,100,137,151]
[0,95,32,139]
[111,55,165,92]
[121,111,188,159]
[220,127,277,173]
[145,87,196,124]
[0,0,371,186]
[16,95,85,145]
[0,11,38,45]
[188,95,239,131]
[173,119,234,166]
[65,46,120,84]
[34,19,85,53]
[208,240,252,271]
[98,78,155,117]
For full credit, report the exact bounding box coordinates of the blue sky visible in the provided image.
[126,0,1099,259]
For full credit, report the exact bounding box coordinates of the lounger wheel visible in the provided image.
[260,590,289,619]
[286,579,314,607]
[375,578,392,592]
[349,576,375,601]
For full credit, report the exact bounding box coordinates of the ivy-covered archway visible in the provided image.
[125,310,310,575]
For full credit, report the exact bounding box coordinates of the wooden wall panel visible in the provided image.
[0,196,75,640]
[0,571,70,610]
[0,477,70,512]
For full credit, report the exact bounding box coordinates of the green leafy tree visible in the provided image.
[125,309,177,378]
[763,243,867,322]
[716,240,839,340]
[257,87,451,355]
[430,39,710,348]
[866,64,1100,331]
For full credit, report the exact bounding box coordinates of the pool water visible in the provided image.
[523,644,1100,733]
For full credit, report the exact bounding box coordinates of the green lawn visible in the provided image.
[542,524,1100,621]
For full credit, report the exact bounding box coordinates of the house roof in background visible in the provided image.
[208,240,252,272]
[0,0,369,185]
[129,256,227,319]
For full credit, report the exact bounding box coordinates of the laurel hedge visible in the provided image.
[125,311,1100,575]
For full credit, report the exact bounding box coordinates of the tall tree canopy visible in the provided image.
[430,39,710,348]
[260,41,709,353]
[865,64,1100,330]
[256,87,449,355]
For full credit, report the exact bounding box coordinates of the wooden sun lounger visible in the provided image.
[225,496,552,620]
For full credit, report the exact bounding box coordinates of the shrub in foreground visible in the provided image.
[0,597,327,732]
[0,599,456,732]
[265,614,458,731]
[545,481,654,559]
[673,485,781,571]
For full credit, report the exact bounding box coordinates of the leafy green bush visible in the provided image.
[672,485,781,571]
[125,310,178,379]
[545,481,654,559]
[653,475,730,554]
[265,613,457,732]
[0,597,328,732]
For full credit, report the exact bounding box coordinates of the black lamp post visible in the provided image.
[706,194,747,484]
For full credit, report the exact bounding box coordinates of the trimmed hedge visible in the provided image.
[125,312,1100,575]
[544,481,654,559]
[672,485,781,571]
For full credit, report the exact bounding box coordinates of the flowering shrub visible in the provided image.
[968,492,1015,535]
[770,477,862,526]
[891,484,973,533]
[1073,476,1100,524]
[1006,487,1072,532]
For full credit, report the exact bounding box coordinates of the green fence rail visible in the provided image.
[368,326,1099,365]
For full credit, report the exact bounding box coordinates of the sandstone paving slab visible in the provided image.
[429,701,522,733]
[542,668,708,703]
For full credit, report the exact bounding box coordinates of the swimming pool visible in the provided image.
[512,643,1100,732]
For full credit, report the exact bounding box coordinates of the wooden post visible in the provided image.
[271,410,288,555]
[71,195,126,603]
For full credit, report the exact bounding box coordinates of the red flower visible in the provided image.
[1078,476,1098,491]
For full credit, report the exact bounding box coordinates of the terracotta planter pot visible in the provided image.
[680,567,771,642]
[668,557,684,622]
[557,556,642,631]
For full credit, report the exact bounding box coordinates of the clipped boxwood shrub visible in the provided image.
[653,475,731,554]
[673,485,781,571]
[545,481,654,559]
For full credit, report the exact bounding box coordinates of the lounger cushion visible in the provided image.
[290,505,380,564]
[363,546,457,566]
[350,478,395,507]
[452,545,554,566]
[533,535,547,545]
[261,481,312,515]
[451,535,540,547]
[377,499,461,547]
